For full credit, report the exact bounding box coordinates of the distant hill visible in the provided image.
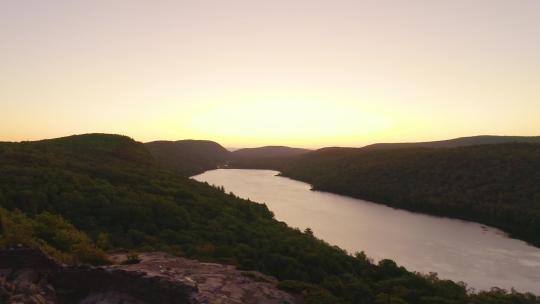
[363,135,540,150]
[241,142,540,247]
[145,140,230,176]
[145,142,310,176]
[1,133,154,167]
[229,146,312,169]
[1,133,537,303]
[232,146,311,159]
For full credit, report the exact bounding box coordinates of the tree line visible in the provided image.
[0,134,538,303]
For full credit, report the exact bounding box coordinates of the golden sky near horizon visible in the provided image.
[1,0,539,148]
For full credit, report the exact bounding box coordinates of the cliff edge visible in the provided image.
[0,248,300,304]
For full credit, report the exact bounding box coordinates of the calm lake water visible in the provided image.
[192,169,540,294]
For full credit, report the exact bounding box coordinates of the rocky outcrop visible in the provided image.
[0,248,59,304]
[0,249,300,304]
[109,252,299,304]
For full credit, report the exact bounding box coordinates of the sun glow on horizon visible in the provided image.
[1,0,539,148]
[184,98,393,146]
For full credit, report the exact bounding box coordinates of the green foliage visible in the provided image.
[122,252,141,264]
[145,140,230,176]
[278,280,342,304]
[232,146,311,159]
[0,135,537,303]
[245,143,540,247]
[469,288,540,304]
[0,208,109,265]
[363,135,540,150]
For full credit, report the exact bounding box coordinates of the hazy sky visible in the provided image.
[1,0,539,148]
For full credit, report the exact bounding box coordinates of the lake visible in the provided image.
[192,169,540,294]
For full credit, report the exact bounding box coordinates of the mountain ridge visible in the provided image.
[362,135,540,150]
[145,139,230,176]
[230,142,540,247]
[1,133,538,303]
[232,146,311,159]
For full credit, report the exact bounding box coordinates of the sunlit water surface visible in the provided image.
[192,169,540,294]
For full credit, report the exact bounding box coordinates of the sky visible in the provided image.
[1,0,539,148]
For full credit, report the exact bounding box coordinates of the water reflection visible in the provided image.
[193,169,540,293]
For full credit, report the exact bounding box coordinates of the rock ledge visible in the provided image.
[0,248,299,304]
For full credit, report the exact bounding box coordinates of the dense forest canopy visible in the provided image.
[0,134,538,303]
[232,146,312,159]
[232,143,540,248]
[145,139,231,176]
[363,135,540,150]
[144,140,311,177]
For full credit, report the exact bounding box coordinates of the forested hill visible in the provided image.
[232,146,311,159]
[145,140,311,176]
[363,135,540,150]
[236,143,540,247]
[145,139,231,176]
[1,133,537,303]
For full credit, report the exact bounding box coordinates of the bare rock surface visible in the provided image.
[109,252,299,304]
[0,249,59,303]
[0,249,300,304]
[0,268,57,304]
